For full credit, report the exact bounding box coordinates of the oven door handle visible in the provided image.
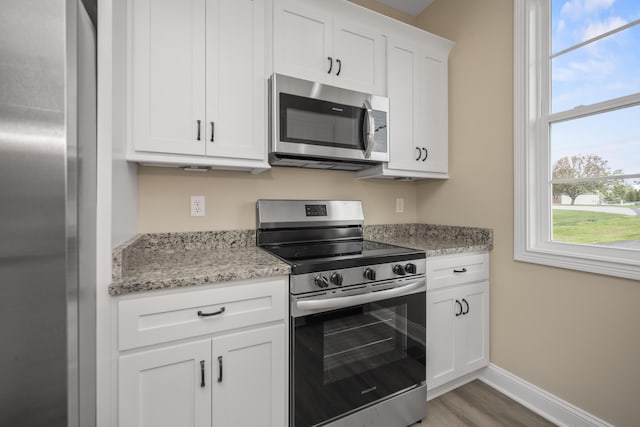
[362,99,375,159]
[295,279,425,314]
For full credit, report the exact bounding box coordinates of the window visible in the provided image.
[514,0,640,280]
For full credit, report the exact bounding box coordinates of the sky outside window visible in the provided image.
[551,0,640,181]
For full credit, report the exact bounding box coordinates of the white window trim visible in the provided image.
[514,0,640,281]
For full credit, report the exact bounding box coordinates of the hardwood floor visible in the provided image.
[415,380,557,427]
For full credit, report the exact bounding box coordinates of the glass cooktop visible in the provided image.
[262,239,425,275]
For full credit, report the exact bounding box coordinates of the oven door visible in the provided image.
[291,282,425,427]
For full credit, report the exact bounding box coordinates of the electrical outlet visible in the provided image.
[191,196,205,217]
[395,198,404,213]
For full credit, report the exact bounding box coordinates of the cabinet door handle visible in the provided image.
[327,56,333,74]
[453,267,467,273]
[200,360,205,388]
[422,147,428,161]
[196,120,201,141]
[210,121,215,142]
[462,298,470,315]
[197,307,226,317]
[336,58,342,76]
[416,147,422,161]
[455,300,463,317]
[217,356,223,383]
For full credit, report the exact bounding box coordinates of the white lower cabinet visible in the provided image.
[426,253,490,392]
[116,277,287,427]
[119,339,212,427]
[211,325,285,427]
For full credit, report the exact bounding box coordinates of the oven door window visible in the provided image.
[280,93,365,150]
[292,292,425,427]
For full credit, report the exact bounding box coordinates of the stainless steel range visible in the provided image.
[257,200,427,427]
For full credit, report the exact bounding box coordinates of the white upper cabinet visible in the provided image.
[273,0,386,95]
[131,0,206,156]
[129,0,269,170]
[205,0,266,161]
[358,33,453,180]
[273,0,333,86]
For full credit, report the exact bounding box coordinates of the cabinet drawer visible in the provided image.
[427,252,489,291]
[119,277,287,351]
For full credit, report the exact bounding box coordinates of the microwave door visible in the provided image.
[280,93,365,151]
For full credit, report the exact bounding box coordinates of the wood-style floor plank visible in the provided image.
[415,380,557,427]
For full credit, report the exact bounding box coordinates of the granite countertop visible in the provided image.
[109,230,290,296]
[110,224,493,296]
[364,224,493,256]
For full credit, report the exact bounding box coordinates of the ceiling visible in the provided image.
[376,0,434,16]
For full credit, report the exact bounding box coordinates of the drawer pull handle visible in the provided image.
[217,356,223,383]
[200,360,205,388]
[453,268,467,273]
[462,298,470,315]
[197,307,226,317]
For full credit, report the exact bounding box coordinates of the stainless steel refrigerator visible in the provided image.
[0,0,97,425]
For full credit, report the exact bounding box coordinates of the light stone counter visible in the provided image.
[109,230,290,296]
[364,224,493,256]
[110,224,492,296]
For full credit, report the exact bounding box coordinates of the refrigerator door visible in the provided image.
[0,0,96,425]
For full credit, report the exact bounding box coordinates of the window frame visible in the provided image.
[514,0,640,280]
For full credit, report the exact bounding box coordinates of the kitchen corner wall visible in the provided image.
[416,1,640,427]
[138,167,417,232]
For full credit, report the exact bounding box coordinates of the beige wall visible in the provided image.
[417,1,640,426]
[138,167,417,232]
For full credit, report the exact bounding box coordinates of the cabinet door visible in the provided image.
[273,0,333,85]
[385,37,449,177]
[332,17,385,95]
[119,339,211,427]
[131,0,206,155]
[386,37,419,171]
[459,281,490,374]
[416,50,448,174]
[426,287,460,390]
[211,324,286,427]
[205,0,266,160]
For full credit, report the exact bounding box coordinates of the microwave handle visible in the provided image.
[362,100,375,159]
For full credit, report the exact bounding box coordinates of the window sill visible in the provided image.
[514,243,640,281]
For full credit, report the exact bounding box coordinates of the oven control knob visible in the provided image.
[393,264,406,276]
[330,272,344,286]
[314,275,329,288]
[405,263,417,274]
[363,268,376,281]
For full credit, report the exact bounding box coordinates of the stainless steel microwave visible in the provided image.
[269,73,389,171]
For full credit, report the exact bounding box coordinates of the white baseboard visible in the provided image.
[427,370,482,401]
[479,364,613,427]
